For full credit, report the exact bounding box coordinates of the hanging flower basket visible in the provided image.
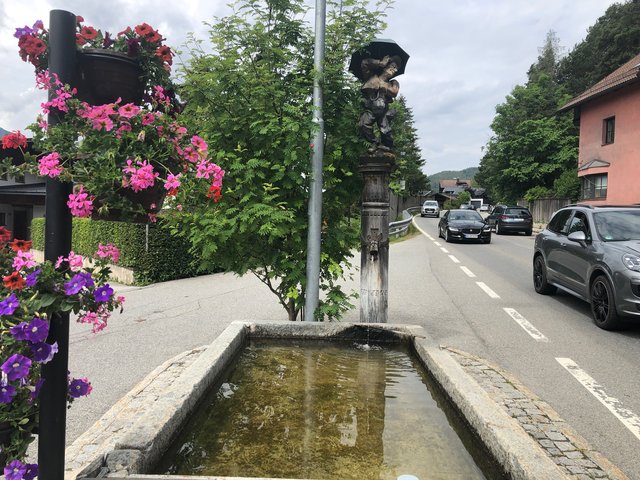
[89,181,168,223]
[76,49,143,106]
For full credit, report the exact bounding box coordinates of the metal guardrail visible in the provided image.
[389,207,421,237]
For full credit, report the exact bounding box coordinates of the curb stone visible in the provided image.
[445,346,629,480]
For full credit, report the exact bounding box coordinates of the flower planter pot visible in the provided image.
[76,49,143,106]
[92,183,167,223]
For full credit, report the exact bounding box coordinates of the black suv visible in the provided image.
[486,205,533,235]
[533,204,640,330]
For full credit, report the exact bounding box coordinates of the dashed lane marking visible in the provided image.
[460,266,476,278]
[503,308,548,342]
[440,247,449,253]
[476,281,500,298]
[556,357,640,442]
[434,241,442,247]
[448,254,460,264]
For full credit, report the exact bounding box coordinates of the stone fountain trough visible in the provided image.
[66,321,568,480]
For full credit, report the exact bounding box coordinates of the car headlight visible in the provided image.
[483,226,491,232]
[448,227,459,232]
[623,254,640,272]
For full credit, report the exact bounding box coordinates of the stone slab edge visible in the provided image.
[408,326,570,480]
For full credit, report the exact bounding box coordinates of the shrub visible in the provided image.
[30,217,215,284]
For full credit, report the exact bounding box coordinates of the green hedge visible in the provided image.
[31,217,216,285]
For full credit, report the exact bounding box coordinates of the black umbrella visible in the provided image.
[349,38,409,80]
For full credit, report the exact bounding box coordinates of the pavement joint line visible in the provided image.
[503,307,549,342]
[446,347,629,480]
[556,358,640,442]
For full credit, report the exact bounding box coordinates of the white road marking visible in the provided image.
[440,247,449,253]
[460,266,476,278]
[412,219,430,239]
[425,234,434,241]
[448,255,460,264]
[476,282,500,298]
[556,358,640,442]
[503,308,548,342]
[434,241,442,247]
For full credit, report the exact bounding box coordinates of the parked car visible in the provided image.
[438,209,492,243]
[533,204,640,330]
[459,203,476,210]
[479,204,490,212]
[486,205,533,235]
[420,200,440,218]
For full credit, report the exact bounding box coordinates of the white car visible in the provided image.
[420,200,440,218]
[479,204,490,212]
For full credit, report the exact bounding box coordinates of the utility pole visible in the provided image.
[304,0,326,321]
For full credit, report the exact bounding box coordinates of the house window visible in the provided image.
[581,174,608,200]
[603,117,615,145]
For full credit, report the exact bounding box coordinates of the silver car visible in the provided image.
[533,205,640,330]
[420,200,440,218]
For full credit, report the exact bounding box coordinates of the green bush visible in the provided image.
[30,217,216,284]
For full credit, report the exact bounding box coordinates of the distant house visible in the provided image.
[0,138,45,239]
[559,53,640,205]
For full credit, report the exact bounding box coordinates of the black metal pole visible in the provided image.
[39,9,76,480]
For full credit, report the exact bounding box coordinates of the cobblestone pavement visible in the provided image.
[447,347,629,480]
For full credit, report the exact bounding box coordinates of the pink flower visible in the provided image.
[191,135,208,153]
[141,113,156,125]
[12,250,37,271]
[118,103,140,118]
[55,251,85,271]
[164,173,181,191]
[96,243,120,263]
[38,152,63,177]
[67,187,94,217]
[122,159,159,192]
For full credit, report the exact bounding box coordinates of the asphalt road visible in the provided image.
[412,214,640,479]
[61,215,640,478]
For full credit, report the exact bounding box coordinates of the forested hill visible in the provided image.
[428,167,479,187]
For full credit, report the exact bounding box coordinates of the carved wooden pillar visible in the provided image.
[360,152,395,323]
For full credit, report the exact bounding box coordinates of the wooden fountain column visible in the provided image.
[359,151,395,323]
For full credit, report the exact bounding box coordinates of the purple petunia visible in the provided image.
[0,383,17,404]
[68,377,92,398]
[24,317,49,343]
[4,459,26,480]
[64,272,94,295]
[14,25,36,38]
[25,268,42,287]
[0,293,20,316]
[28,378,45,404]
[23,464,38,480]
[31,341,58,364]
[9,322,28,341]
[1,354,32,381]
[94,284,114,303]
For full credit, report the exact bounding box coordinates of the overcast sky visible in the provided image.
[0,0,620,175]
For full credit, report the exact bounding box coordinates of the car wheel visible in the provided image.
[590,275,621,330]
[496,222,502,235]
[444,228,451,243]
[436,213,440,218]
[420,214,425,217]
[526,229,532,236]
[483,236,491,244]
[533,256,556,295]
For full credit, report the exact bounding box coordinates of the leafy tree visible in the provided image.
[174,0,391,321]
[389,96,429,195]
[476,32,578,203]
[457,191,471,205]
[557,0,640,96]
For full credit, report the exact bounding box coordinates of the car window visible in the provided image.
[450,211,482,221]
[593,210,640,241]
[547,209,573,234]
[506,208,531,216]
[567,212,591,241]
[424,201,438,207]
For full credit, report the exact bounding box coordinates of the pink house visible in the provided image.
[559,53,640,205]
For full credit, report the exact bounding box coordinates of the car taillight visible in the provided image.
[500,215,508,220]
